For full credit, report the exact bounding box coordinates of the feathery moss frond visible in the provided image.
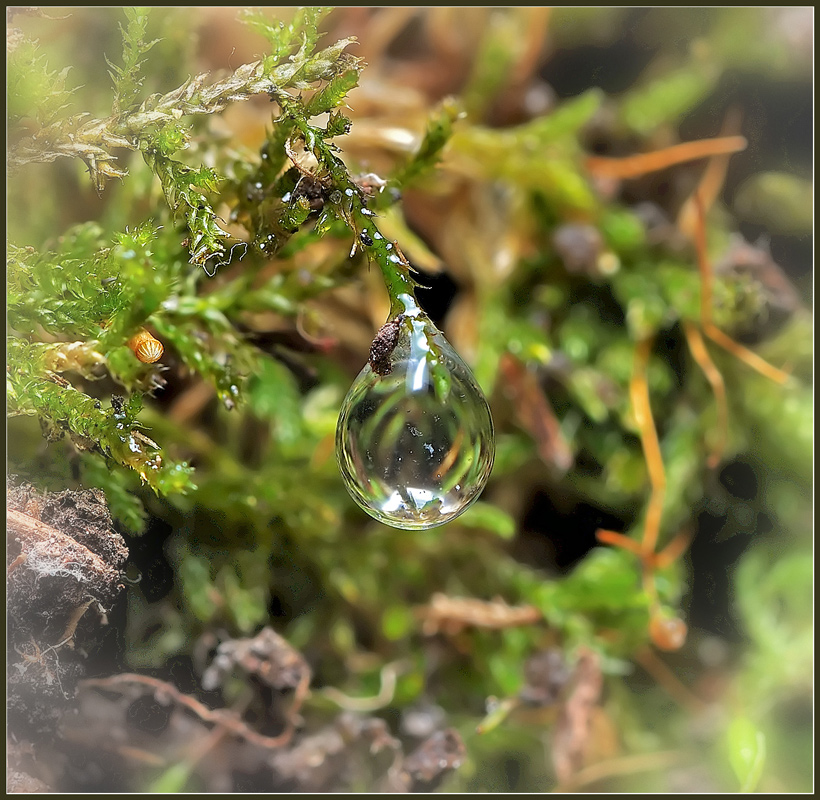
[107,7,160,114]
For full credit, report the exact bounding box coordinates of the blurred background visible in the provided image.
[7,7,813,793]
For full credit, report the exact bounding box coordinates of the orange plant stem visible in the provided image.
[556,749,686,793]
[585,135,747,180]
[642,567,659,607]
[682,321,728,468]
[693,194,790,385]
[692,193,714,326]
[630,337,666,556]
[596,529,645,558]
[677,108,743,238]
[635,647,709,714]
[704,324,790,384]
[654,529,694,571]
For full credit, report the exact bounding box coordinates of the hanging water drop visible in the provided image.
[336,297,495,530]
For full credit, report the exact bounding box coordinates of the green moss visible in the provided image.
[6,6,811,794]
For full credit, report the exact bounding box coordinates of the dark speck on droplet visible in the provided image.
[369,316,404,376]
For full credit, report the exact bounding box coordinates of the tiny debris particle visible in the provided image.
[400,728,466,792]
[552,223,603,275]
[518,648,572,707]
[369,316,404,376]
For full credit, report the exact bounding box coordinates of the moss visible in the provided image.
[6,6,811,794]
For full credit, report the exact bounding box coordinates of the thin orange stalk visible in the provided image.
[635,647,708,714]
[677,152,731,238]
[704,323,790,384]
[693,193,714,325]
[643,489,666,559]
[653,529,693,570]
[586,135,747,180]
[556,749,686,793]
[642,567,659,606]
[677,108,743,238]
[630,337,666,555]
[511,7,552,85]
[682,321,728,468]
[693,194,790,384]
[596,529,645,558]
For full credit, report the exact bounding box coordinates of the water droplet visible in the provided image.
[336,304,494,529]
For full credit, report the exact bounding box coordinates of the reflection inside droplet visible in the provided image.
[336,307,495,530]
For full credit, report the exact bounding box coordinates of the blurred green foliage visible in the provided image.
[6,6,811,794]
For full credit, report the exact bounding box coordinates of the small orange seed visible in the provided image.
[127,330,164,363]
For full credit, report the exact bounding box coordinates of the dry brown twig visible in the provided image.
[80,672,297,750]
[556,748,686,793]
[416,592,542,636]
[321,660,408,712]
[499,353,574,474]
[635,647,709,715]
[551,648,603,787]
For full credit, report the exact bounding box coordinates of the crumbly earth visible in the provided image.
[6,478,128,739]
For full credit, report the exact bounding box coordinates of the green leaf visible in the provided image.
[7,349,195,495]
[449,90,602,212]
[599,207,646,254]
[7,224,123,337]
[152,315,252,409]
[382,605,414,640]
[458,502,517,539]
[620,63,717,135]
[292,37,359,87]
[489,651,524,696]
[7,35,75,125]
[732,371,812,480]
[727,718,766,792]
[243,7,329,63]
[734,547,813,664]
[611,269,670,339]
[147,762,194,793]
[109,7,160,114]
[303,67,362,118]
[219,559,269,633]
[391,98,462,190]
[81,453,148,534]
[555,548,650,618]
[246,357,303,448]
[523,88,604,142]
[178,550,217,623]
[142,148,234,271]
[733,172,813,234]
[461,9,522,118]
